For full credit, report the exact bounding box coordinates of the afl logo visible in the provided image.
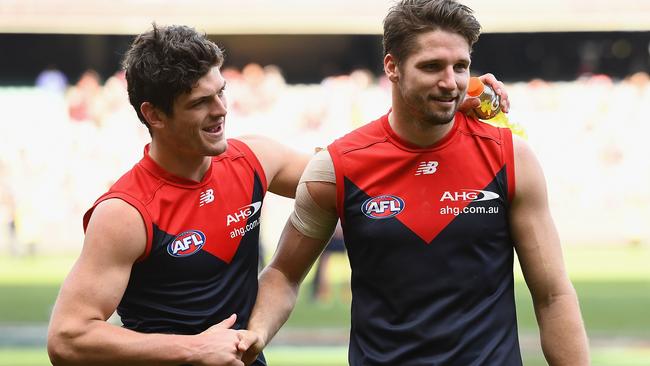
[362,195,405,219]
[167,230,206,257]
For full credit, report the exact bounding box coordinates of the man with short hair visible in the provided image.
[239,1,590,365]
[46,24,309,366]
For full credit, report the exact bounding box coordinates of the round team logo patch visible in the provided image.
[167,230,206,257]
[362,195,405,219]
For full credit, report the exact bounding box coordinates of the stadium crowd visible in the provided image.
[0,66,648,256]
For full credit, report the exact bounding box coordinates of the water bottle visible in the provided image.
[467,76,501,119]
[467,76,527,139]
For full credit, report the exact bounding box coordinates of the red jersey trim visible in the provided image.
[83,192,154,262]
[501,128,516,203]
[139,144,214,188]
[228,139,268,193]
[381,112,460,152]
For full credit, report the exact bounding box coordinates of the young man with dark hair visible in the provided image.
[240,1,589,365]
[46,24,308,366]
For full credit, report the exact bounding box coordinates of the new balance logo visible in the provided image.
[415,161,439,176]
[199,189,215,206]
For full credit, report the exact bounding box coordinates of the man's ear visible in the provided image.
[140,102,165,129]
[384,54,400,83]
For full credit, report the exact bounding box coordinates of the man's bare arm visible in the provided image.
[510,136,590,365]
[47,199,243,366]
[239,135,311,198]
[240,176,338,364]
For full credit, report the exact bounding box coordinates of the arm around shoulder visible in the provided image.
[238,135,311,198]
[509,136,589,365]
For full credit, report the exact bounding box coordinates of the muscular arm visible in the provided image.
[510,136,589,365]
[239,135,311,198]
[47,199,243,366]
[249,215,333,346]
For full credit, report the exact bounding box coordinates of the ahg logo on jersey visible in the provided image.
[362,195,405,219]
[167,230,206,257]
[226,202,262,226]
[440,189,500,202]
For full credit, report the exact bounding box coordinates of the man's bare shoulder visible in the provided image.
[84,198,146,263]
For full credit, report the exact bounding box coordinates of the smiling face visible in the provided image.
[153,66,228,159]
[387,29,471,126]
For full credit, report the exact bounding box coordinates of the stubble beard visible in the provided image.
[418,97,458,127]
[401,83,458,127]
[422,109,456,126]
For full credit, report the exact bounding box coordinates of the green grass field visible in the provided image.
[2,346,650,366]
[1,244,649,365]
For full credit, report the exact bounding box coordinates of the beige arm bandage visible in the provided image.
[289,150,339,240]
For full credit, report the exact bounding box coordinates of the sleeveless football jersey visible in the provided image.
[83,139,267,365]
[328,112,521,365]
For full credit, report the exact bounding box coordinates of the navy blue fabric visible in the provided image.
[343,168,522,366]
[117,173,267,366]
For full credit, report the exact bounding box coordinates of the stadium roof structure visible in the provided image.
[0,0,649,35]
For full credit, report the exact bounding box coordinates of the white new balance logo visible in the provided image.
[415,161,439,176]
[199,189,215,206]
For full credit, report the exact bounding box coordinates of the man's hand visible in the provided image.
[192,314,244,366]
[237,329,266,366]
[460,73,510,114]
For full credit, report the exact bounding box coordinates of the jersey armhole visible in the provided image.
[228,138,268,195]
[326,143,346,224]
[83,192,154,262]
[501,128,516,203]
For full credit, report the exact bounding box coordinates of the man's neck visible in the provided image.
[148,141,211,182]
[388,107,455,148]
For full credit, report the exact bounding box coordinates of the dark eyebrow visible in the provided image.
[186,94,209,106]
[415,57,470,68]
[187,80,227,106]
[414,60,442,69]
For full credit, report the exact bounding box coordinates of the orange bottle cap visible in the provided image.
[467,77,484,97]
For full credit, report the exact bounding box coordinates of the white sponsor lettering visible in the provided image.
[440,189,500,202]
[440,205,500,216]
[230,218,261,238]
[226,201,262,226]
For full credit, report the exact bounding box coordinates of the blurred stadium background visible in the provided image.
[1,1,649,365]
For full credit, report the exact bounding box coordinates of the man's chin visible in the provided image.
[205,141,228,156]
[424,112,455,126]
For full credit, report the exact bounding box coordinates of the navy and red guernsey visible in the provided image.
[83,139,267,365]
[327,112,521,365]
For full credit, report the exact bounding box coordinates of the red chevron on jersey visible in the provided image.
[81,139,267,345]
[328,112,519,365]
[329,112,515,244]
[83,139,267,264]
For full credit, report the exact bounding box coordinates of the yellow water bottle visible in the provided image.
[467,76,501,119]
[467,76,527,139]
